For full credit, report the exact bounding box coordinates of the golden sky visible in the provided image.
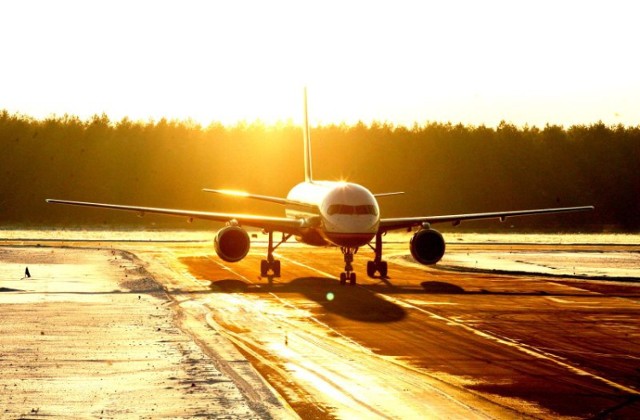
[1,0,638,127]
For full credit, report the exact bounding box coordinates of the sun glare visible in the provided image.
[216,190,251,198]
[1,1,638,127]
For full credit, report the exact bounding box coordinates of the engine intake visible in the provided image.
[214,226,250,262]
[410,228,446,265]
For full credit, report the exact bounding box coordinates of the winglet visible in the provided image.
[303,87,313,183]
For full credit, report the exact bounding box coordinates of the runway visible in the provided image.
[2,233,639,418]
[140,237,640,419]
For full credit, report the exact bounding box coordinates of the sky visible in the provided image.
[1,0,639,127]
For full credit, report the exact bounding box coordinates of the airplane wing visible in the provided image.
[379,205,594,232]
[45,199,310,233]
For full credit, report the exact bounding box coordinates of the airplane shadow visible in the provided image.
[363,280,566,296]
[205,276,639,323]
[209,277,406,323]
[209,279,251,293]
[420,281,466,294]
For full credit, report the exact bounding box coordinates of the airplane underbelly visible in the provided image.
[295,229,331,246]
[322,231,376,247]
[322,216,378,247]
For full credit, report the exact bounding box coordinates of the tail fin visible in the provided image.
[303,87,313,183]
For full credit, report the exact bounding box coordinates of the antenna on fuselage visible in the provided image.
[303,87,313,183]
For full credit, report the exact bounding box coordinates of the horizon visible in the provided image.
[3,108,639,130]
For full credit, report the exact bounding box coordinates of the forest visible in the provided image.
[1,110,638,232]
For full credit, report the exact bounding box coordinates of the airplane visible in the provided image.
[47,90,594,285]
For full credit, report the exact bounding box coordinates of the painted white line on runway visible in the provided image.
[276,253,499,418]
[278,251,640,396]
[267,253,376,354]
[379,293,640,396]
[275,253,336,279]
[546,297,572,304]
[205,255,256,284]
[193,251,640,397]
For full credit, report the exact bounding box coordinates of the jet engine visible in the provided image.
[214,226,250,262]
[410,228,446,265]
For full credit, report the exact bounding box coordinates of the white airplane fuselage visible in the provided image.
[286,181,380,248]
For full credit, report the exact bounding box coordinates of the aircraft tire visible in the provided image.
[379,261,388,278]
[367,261,375,278]
[273,260,281,277]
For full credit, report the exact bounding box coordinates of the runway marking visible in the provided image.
[275,253,335,279]
[198,255,403,418]
[378,293,640,397]
[198,253,506,418]
[204,255,256,284]
[406,299,458,306]
[275,254,507,418]
[173,250,640,415]
[252,253,375,355]
[546,296,571,304]
[277,252,640,397]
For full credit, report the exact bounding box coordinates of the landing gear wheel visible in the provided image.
[273,260,281,277]
[340,273,347,285]
[340,247,358,285]
[379,261,388,278]
[260,260,269,277]
[261,259,281,278]
[367,261,375,278]
[349,272,356,286]
[260,231,291,279]
[366,260,388,278]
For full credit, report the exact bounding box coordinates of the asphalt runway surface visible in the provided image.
[0,245,291,419]
[144,238,640,418]
[2,235,639,418]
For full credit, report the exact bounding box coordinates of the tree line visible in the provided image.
[1,110,638,231]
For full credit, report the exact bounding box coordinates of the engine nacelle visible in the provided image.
[410,228,446,265]
[214,226,250,263]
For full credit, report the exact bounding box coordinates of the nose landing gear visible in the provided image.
[340,247,357,285]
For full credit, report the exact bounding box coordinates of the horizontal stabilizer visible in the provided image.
[202,188,317,209]
[373,192,405,198]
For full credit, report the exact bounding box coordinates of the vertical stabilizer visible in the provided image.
[303,88,313,182]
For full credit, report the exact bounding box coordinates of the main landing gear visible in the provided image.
[260,231,291,281]
[340,247,357,285]
[366,232,388,278]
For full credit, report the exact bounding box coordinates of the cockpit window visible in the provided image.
[327,204,377,216]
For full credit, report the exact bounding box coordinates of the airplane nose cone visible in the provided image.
[319,182,380,247]
[322,212,379,247]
